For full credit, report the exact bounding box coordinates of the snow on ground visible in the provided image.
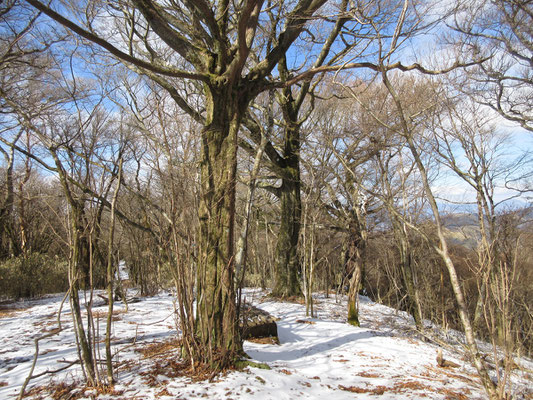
[0,289,532,399]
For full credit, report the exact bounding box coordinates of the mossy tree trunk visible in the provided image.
[25,0,331,372]
[271,60,305,299]
[267,0,349,296]
[195,84,249,366]
[271,123,302,298]
[346,213,366,327]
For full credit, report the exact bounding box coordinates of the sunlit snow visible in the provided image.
[0,289,531,399]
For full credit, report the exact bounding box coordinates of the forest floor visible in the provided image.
[0,289,532,399]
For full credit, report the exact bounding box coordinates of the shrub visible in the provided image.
[0,253,69,300]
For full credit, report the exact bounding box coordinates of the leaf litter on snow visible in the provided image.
[0,289,532,399]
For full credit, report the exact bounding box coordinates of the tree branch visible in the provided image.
[24,0,209,81]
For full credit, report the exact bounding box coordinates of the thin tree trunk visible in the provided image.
[377,153,423,330]
[50,149,96,385]
[407,138,497,397]
[394,219,423,330]
[473,182,492,332]
[308,220,315,317]
[235,90,272,282]
[381,72,499,399]
[69,208,96,385]
[346,207,367,327]
[0,141,22,258]
[105,159,122,384]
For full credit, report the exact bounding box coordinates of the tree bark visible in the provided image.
[50,149,96,384]
[271,157,302,298]
[346,213,366,327]
[105,159,122,384]
[22,0,331,372]
[271,87,303,298]
[0,145,21,258]
[69,204,96,385]
[195,86,248,366]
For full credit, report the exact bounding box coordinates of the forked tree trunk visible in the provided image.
[50,150,96,384]
[69,206,96,385]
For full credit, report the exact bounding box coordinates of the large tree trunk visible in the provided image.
[195,87,245,367]
[272,124,302,298]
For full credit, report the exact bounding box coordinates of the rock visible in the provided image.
[239,303,278,340]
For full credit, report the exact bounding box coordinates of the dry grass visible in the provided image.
[25,382,80,400]
[392,380,432,393]
[357,371,382,378]
[425,365,480,386]
[442,387,471,400]
[136,338,238,383]
[139,357,209,385]
[135,337,181,359]
[0,307,28,318]
[25,381,125,400]
[156,388,172,397]
[92,309,126,322]
[339,384,388,394]
[339,379,443,397]
[246,336,279,345]
[295,319,315,324]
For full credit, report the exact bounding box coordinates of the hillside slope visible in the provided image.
[0,290,531,399]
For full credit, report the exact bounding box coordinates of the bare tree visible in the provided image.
[0,1,60,259]
[22,0,372,366]
[1,40,129,383]
[325,1,501,392]
[23,0,346,368]
[427,86,533,395]
[451,0,533,131]
[378,73,500,399]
